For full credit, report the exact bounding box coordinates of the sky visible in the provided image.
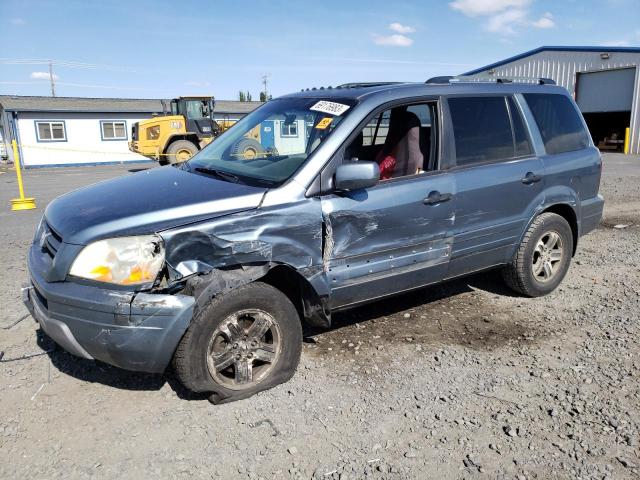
[1,0,639,100]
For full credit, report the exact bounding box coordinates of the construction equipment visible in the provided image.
[129,96,231,164]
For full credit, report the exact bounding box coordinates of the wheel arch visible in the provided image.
[259,264,331,329]
[182,263,331,330]
[163,134,200,154]
[539,203,579,256]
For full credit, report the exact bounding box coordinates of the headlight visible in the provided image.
[146,125,160,140]
[69,235,165,286]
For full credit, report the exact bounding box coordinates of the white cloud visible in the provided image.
[389,22,415,34]
[449,0,531,17]
[485,8,528,34]
[372,34,414,47]
[30,71,59,80]
[185,81,211,87]
[532,12,555,29]
[450,0,556,35]
[602,40,632,46]
[10,18,25,25]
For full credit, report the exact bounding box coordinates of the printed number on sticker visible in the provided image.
[310,101,350,116]
[315,117,333,130]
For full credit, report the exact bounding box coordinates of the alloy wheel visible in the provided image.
[206,309,281,390]
[532,230,564,283]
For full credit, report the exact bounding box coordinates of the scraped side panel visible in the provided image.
[160,198,330,312]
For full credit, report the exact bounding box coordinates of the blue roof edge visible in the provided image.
[462,45,640,76]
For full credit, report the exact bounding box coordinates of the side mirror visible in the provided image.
[335,161,379,191]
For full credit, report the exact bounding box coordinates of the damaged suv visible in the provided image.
[24,79,604,403]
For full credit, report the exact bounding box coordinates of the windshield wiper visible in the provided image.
[194,167,241,183]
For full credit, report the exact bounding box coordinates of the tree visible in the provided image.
[260,91,272,102]
[238,91,246,102]
[246,91,252,101]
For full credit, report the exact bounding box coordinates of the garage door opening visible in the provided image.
[576,67,636,153]
[582,111,631,152]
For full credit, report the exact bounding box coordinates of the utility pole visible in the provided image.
[261,73,269,102]
[49,61,56,97]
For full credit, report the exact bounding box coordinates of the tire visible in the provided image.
[173,282,302,404]
[231,138,265,160]
[166,140,198,164]
[502,212,574,297]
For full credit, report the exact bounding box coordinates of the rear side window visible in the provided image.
[448,96,514,166]
[523,93,590,154]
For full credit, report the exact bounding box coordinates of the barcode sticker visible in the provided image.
[310,101,350,116]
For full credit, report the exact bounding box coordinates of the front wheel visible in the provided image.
[173,282,302,404]
[166,140,198,164]
[502,212,574,297]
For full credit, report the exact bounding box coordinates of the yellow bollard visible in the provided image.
[10,140,36,211]
[624,127,630,155]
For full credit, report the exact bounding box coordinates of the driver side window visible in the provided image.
[345,101,438,180]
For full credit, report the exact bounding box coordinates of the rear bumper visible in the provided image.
[25,246,195,373]
[580,194,605,236]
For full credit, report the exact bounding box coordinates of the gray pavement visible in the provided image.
[1,154,639,479]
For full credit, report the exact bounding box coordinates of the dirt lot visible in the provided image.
[1,155,638,479]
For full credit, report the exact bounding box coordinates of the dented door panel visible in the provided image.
[321,173,455,308]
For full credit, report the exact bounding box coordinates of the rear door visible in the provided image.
[445,95,545,278]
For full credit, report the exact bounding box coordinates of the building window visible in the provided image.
[35,121,66,142]
[281,121,298,137]
[100,121,127,140]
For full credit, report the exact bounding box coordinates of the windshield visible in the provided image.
[186,97,356,186]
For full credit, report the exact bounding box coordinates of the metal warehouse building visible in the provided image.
[464,46,640,154]
[0,96,261,167]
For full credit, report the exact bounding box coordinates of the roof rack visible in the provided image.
[336,82,403,89]
[425,76,556,85]
[425,76,454,84]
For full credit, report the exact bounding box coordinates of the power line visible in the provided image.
[0,58,136,72]
[0,80,163,92]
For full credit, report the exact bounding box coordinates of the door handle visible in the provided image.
[521,172,542,184]
[423,191,453,205]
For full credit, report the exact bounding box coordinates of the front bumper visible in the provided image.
[25,246,195,373]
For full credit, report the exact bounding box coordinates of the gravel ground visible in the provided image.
[0,155,638,479]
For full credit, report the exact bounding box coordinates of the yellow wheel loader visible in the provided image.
[129,96,233,164]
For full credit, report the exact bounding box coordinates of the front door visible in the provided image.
[321,173,455,308]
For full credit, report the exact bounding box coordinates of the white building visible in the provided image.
[463,46,640,154]
[0,96,261,167]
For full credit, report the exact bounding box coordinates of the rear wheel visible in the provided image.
[502,212,573,297]
[173,282,302,404]
[166,140,198,164]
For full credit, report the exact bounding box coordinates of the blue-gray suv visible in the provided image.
[24,79,604,403]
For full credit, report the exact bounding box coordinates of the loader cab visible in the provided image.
[171,96,220,138]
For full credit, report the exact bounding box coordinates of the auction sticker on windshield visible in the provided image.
[315,117,333,130]
[310,101,350,116]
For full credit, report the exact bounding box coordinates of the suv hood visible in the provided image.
[45,166,266,245]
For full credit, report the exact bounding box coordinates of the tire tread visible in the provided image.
[502,212,571,297]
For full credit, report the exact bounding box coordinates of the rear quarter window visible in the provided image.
[523,93,590,155]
